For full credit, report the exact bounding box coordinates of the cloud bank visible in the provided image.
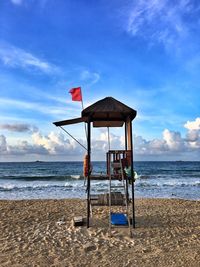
[0,118,200,161]
[134,118,200,160]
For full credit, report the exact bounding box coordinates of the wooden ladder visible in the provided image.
[108,151,132,237]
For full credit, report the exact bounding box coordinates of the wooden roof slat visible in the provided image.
[53,117,86,126]
[93,121,124,127]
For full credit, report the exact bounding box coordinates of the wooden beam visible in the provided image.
[125,121,127,150]
[93,121,124,127]
[126,118,135,228]
[130,120,135,228]
[87,121,91,228]
[126,119,132,150]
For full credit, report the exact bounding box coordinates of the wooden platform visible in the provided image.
[89,174,122,180]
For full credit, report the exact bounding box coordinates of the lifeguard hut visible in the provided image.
[53,97,137,235]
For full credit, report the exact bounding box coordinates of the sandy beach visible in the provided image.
[0,198,199,267]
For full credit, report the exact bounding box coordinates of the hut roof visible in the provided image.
[81,97,136,127]
[53,97,137,128]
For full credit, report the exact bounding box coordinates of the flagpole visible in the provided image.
[81,90,88,141]
[69,87,87,145]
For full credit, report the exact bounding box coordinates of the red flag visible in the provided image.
[69,87,82,101]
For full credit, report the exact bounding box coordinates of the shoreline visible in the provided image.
[0,196,199,201]
[0,198,200,266]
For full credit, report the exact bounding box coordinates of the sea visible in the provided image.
[0,161,199,200]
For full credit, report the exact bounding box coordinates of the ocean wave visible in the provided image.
[0,182,86,192]
[0,175,84,181]
[163,181,200,187]
[138,181,200,188]
[138,175,150,179]
[137,173,200,180]
[70,175,82,179]
[1,179,199,193]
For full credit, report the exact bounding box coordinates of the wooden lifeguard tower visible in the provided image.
[53,97,137,233]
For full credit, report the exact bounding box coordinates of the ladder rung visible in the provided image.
[90,195,98,200]
[110,185,124,188]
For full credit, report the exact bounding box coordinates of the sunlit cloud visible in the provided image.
[184,118,200,130]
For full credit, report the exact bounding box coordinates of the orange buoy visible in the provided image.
[83,154,92,177]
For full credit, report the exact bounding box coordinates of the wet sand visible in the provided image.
[0,198,199,267]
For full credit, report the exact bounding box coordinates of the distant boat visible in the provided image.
[35,160,44,163]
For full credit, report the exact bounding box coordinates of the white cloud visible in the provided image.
[0,135,7,152]
[99,130,124,150]
[125,0,196,50]
[134,135,168,155]
[0,123,38,133]
[32,131,84,155]
[0,97,79,118]
[163,129,184,151]
[32,131,66,153]
[10,0,23,5]
[184,118,200,130]
[134,123,200,157]
[184,118,200,149]
[80,70,100,85]
[0,42,59,74]
[0,134,47,156]
[0,132,76,157]
[186,132,200,149]
[186,130,199,142]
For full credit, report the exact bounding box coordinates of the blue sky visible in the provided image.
[0,0,200,161]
